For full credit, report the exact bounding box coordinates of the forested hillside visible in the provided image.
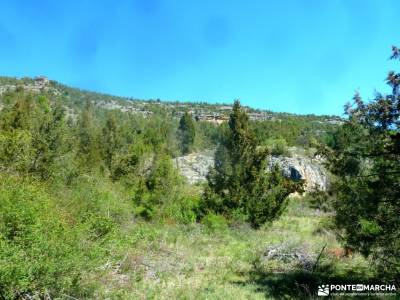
[0,76,340,154]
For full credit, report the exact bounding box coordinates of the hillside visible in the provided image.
[0,76,342,123]
[0,76,341,150]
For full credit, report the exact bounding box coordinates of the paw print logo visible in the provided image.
[318,285,330,296]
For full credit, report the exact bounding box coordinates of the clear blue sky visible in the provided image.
[1,0,399,115]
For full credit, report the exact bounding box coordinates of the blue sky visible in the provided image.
[1,0,399,115]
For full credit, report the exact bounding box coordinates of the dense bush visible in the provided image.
[132,152,198,222]
[303,190,334,212]
[0,93,68,179]
[201,213,228,232]
[0,176,85,298]
[0,173,139,299]
[264,138,290,156]
[252,116,337,149]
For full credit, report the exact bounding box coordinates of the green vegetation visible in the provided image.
[263,138,290,156]
[0,178,378,299]
[177,111,196,155]
[0,75,341,153]
[251,115,337,149]
[323,46,400,284]
[201,101,303,228]
[0,88,193,298]
[0,174,133,298]
[0,48,398,297]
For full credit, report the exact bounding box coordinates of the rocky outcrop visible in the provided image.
[93,100,153,117]
[174,151,214,184]
[175,149,328,191]
[268,153,328,191]
[0,77,60,96]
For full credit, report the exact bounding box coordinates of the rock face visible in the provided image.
[174,151,214,184]
[175,149,328,191]
[0,77,60,96]
[268,154,328,191]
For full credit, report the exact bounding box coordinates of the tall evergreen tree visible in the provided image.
[0,93,66,178]
[178,111,195,155]
[202,100,303,228]
[325,46,400,282]
[0,93,35,173]
[102,111,121,171]
[76,100,100,169]
[30,96,66,179]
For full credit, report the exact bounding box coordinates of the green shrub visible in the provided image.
[269,138,290,156]
[162,194,199,224]
[201,213,228,232]
[0,129,33,173]
[87,215,115,239]
[0,176,85,299]
[303,190,334,212]
[133,190,156,220]
[54,176,133,226]
[133,152,187,222]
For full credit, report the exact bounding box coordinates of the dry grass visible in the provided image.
[87,196,374,299]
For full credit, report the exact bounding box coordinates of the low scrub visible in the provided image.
[0,176,86,298]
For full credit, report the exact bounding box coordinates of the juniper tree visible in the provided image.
[324,46,400,282]
[178,111,195,155]
[0,93,66,179]
[102,111,122,171]
[202,100,303,228]
[76,100,101,169]
[30,96,66,179]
